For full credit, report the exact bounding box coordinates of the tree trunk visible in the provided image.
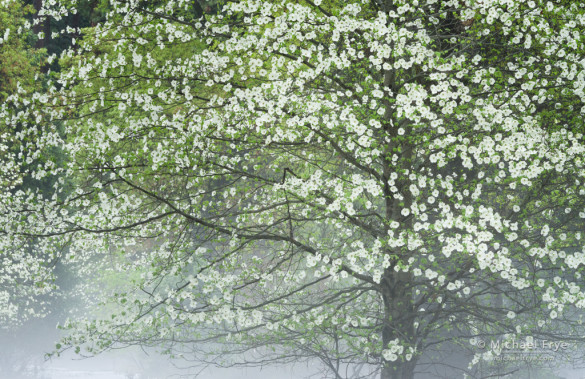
[33,0,43,48]
[381,361,415,379]
[379,1,417,376]
[380,271,416,379]
[33,0,50,50]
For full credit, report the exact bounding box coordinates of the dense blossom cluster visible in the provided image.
[1,0,585,377]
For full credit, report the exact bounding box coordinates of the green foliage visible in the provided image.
[0,1,43,101]
[3,1,585,378]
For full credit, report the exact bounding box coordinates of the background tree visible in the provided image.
[2,1,585,379]
[0,1,105,376]
[0,0,51,326]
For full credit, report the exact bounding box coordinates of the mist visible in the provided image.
[1,314,323,379]
[1,327,313,379]
[3,315,585,379]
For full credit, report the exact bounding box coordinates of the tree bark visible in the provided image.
[380,270,416,379]
[33,0,50,50]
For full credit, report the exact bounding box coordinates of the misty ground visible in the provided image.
[3,313,585,378]
[1,317,319,379]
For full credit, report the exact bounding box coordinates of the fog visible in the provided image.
[4,316,585,379]
[1,332,318,379]
[0,316,321,379]
[2,258,585,379]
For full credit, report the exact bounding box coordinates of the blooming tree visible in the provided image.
[2,0,585,378]
[0,0,55,330]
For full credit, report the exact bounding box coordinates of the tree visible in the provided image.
[0,0,54,330]
[2,0,585,378]
[0,1,42,102]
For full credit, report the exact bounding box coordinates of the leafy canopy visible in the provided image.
[1,0,585,378]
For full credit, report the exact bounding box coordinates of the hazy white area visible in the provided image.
[3,307,585,378]
[10,353,317,379]
[2,323,319,379]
